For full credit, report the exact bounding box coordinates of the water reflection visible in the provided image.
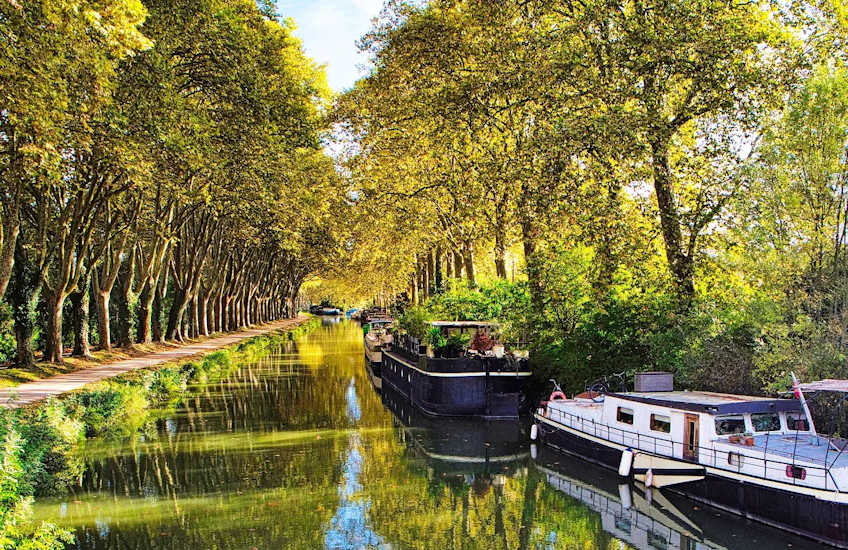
[325,377,382,549]
[30,320,823,550]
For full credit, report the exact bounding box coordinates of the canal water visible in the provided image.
[33,318,821,549]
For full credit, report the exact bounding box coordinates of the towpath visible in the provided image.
[0,315,310,409]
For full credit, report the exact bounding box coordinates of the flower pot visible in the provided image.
[743,436,755,446]
[729,435,741,444]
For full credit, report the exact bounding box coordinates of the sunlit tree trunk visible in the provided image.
[463,240,475,286]
[43,289,67,363]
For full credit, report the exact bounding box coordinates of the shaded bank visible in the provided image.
[0,318,319,548]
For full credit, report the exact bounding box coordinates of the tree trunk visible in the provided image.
[71,274,91,357]
[215,294,223,332]
[435,245,443,291]
[96,291,112,351]
[463,241,476,286]
[422,255,430,300]
[454,251,463,279]
[8,244,39,367]
[199,296,209,337]
[152,278,165,343]
[115,262,135,348]
[166,288,188,341]
[136,283,154,344]
[0,216,19,300]
[650,138,694,303]
[494,230,507,279]
[44,290,66,363]
[520,210,545,315]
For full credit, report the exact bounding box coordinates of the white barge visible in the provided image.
[533,374,848,547]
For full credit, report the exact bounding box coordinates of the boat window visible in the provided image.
[751,413,780,432]
[647,530,668,550]
[715,415,746,435]
[786,465,806,480]
[650,414,671,433]
[786,413,810,432]
[616,407,634,425]
[728,452,744,467]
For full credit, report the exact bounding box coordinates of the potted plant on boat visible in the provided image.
[444,332,471,358]
[426,326,447,358]
[742,432,755,446]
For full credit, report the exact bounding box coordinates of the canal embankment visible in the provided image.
[0,315,312,409]
[0,316,320,548]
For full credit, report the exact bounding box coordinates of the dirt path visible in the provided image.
[0,315,311,409]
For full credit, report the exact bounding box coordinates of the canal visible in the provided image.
[33,319,821,549]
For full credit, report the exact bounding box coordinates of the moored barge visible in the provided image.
[381,321,531,418]
[532,373,848,547]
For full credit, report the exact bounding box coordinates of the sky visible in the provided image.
[277,0,384,93]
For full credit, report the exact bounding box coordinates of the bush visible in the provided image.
[0,420,73,550]
[398,306,429,340]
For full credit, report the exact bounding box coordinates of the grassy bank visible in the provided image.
[0,318,319,549]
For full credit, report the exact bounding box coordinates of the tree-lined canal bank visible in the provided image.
[28,319,820,549]
[0,315,311,408]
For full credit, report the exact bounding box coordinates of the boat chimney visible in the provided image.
[634,372,673,392]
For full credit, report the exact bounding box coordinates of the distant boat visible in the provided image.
[532,373,848,548]
[363,319,394,390]
[309,304,341,315]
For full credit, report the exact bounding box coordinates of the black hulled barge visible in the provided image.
[380,321,531,418]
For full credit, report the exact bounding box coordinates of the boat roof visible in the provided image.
[796,379,848,393]
[608,391,803,415]
[428,321,497,328]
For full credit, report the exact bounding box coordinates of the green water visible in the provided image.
[33,318,820,549]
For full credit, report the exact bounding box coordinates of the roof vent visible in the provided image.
[634,372,674,392]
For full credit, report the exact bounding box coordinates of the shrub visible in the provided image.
[399,306,429,340]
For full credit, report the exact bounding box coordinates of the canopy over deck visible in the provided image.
[427,321,498,328]
[795,379,848,393]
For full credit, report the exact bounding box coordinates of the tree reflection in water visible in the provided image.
[29,320,823,550]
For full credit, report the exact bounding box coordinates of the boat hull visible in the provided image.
[382,350,529,419]
[364,357,382,390]
[535,414,848,548]
[364,345,382,364]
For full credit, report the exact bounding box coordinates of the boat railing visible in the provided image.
[543,406,844,493]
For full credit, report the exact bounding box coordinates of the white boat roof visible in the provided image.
[428,321,497,328]
[609,391,803,415]
[796,379,848,393]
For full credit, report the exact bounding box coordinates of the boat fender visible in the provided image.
[645,468,654,488]
[549,390,567,401]
[530,424,538,441]
[618,484,632,509]
[530,444,538,460]
[618,448,634,477]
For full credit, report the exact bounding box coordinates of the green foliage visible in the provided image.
[426,279,531,344]
[445,332,470,350]
[425,327,446,350]
[0,418,73,550]
[63,385,149,437]
[398,306,430,340]
[0,303,14,364]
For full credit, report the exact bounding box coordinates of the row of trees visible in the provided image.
[0,0,342,366]
[334,0,848,392]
